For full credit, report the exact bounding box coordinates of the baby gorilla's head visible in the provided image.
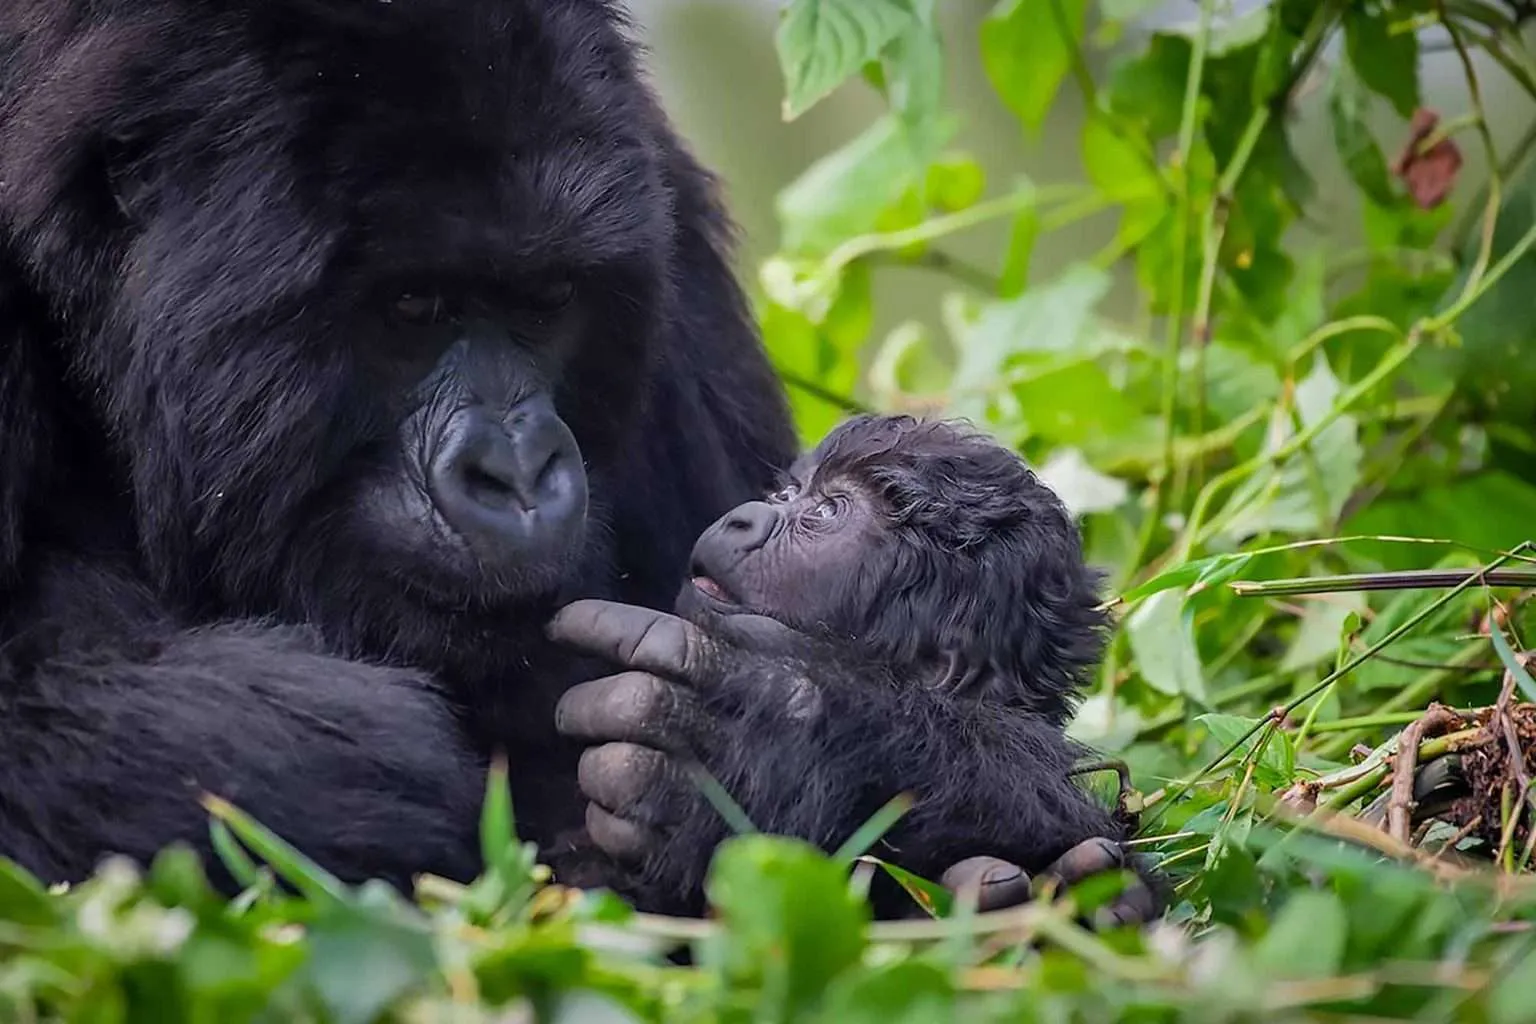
[677,415,1108,722]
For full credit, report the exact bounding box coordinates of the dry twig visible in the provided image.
[1387,705,1460,844]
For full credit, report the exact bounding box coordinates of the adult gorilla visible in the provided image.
[0,0,1085,916]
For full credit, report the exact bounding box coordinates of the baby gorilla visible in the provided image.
[550,415,1160,921]
[683,414,1105,722]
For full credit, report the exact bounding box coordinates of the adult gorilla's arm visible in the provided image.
[548,600,1159,921]
[0,611,484,892]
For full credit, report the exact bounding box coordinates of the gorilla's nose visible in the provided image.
[429,396,588,555]
[716,500,777,552]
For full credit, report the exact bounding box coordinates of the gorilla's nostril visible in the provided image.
[429,400,589,555]
[462,463,521,508]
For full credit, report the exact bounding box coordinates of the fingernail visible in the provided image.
[982,864,1022,886]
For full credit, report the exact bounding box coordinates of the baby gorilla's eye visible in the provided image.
[809,496,839,520]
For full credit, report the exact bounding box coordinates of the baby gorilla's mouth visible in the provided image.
[691,575,735,604]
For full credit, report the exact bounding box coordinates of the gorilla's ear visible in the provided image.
[0,249,56,582]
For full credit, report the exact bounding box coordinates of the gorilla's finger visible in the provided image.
[1036,836,1124,892]
[939,856,1034,912]
[577,742,687,825]
[555,672,701,751]
[548,600,710,681]
[1096,880,1160,929]
[585,802,657,864]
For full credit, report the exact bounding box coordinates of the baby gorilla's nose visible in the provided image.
[719,500,777,552]
[428,396,587,558]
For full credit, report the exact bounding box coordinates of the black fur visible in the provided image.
[0,0,796,893]
[682,630,1136,918]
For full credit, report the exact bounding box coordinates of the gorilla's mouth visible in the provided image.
[691,575,737,606]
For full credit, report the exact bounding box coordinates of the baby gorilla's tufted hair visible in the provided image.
[806,415,1108,723]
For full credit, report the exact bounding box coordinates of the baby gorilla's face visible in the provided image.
[677,463,885,635]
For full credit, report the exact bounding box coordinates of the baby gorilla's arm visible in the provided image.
[548,600,1160,921]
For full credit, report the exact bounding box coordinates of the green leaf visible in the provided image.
[1080,113,1160,202]
[1119,552,1255,604]
[981,0,1088,134]
[820,961,954,1022]
[1347,473,1536,570]
[1430,171,1536,423]
[202,795,348,905]
[859,857,955,918]
[1253,891,1348,979]
[1010,358,1147,447]
[1126,588,1206,700]
[704,836,868,1018]
[480,756,516,871]
[832,793,913,864]
[302,899,437,1024]
[1217,353,1364,543]
[1197,714,1294,789]
[1105,33,1190,141]
[776,0,921,120]
[1489,940,1536,1024]
[1329,60,1396,207]
[882,6,951,157]
[924,154,985,213]
[776,115,927,257]
[946,262,1112,422]
[1183,343,1281,424]
[0,859,57,927]
[1036,447,1130,516]
[1342,3,1420,120]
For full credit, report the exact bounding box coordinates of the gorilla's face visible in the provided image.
[0,1,674,635]
[681,456,890,639]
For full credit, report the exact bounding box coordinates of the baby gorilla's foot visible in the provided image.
[940,838,1161,928]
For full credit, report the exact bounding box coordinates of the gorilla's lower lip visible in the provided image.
[691,576,735,604]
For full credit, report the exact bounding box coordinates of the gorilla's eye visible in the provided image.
[809,496,840,521]
[523,277,576,313]
[392,293,442,324]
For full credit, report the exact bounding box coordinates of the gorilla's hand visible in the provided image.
[547,599,808,864]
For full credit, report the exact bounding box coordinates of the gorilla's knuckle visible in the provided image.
[628,617,690,673]
[614,671,674,724]
[585,804,653,863]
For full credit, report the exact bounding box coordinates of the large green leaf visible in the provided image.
[776,0,921,120]
[775,115,927,257]
[1217,354,1364,543]
[1125,588,1206,700]
[981,0,1088,133]
[704,836,868,1019]
[1342,3,1421,120]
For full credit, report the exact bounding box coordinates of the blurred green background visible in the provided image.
[632,0,1535,335]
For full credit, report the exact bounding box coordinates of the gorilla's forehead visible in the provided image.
[0,0,668,279]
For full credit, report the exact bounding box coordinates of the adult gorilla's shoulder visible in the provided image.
[0,0,795,891]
